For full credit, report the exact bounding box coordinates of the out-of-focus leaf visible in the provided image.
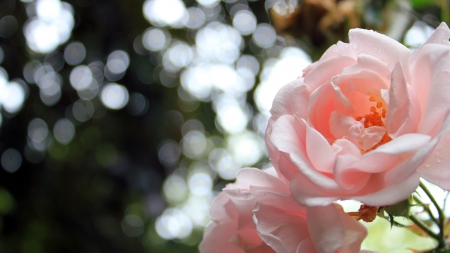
[445,219,450,235]
[409,0,437,9]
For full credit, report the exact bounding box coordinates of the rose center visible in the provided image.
[355,96,392,153]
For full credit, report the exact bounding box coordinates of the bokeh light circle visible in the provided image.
[100,83,129,110]
[1,148,22,173]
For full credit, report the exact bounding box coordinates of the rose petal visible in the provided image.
[409,24,450,136]
[307,204,366,253]
[349,28,410,71]
[341,54,391,83]
[289,172,341,206]
[308,82,336,140]
[329,111,357,139]
[210,192,238,222]
[354,172,420,206]
[231,168,289,193]
[224,188,258,230]
[305,119,337,173]
[360,126,386,151]
[335,204,368,253]
[387,62,421,138]
[304,56,356,92]
[270,115,313,179]
[199,222,244,253]
[318,41,356,62]
[269,79,311,120]
[253,191,306,214]
[422,22,450,47]
[334,139,362,157]
[333,154,372,191]
[295,238,319,253]
[230,228,271,252]
[254,202,310,253]
[265,118,288,181]
[418,113,450,189]
[374,133,431,155]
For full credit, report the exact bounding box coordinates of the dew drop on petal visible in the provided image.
[425,162,432,168]
[352,43,359,50]
[437,157,443,163]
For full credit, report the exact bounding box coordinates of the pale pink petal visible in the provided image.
[422,22,450,47]
[360,126,386,151]
[253,191,307,214]
[336,151,396,175]
[289,172,341,206]
[262,166,279,177]
[387,62,421,138]
[269,115,313,179]
[305,119,337,173]
[348,28,410,70]
[276,148,301,180]
[307,205,347,253]
[265,118,288,182]
[318,41,356,62]
[409,27,450,135]
[333,139,361,157]
[374,133,431,155]
[254,203,310,253]
[329,111,357,139]
[308,82,336,140]
[334,133,431,190]
[224,168,294,230]
[340,54,391,83]
[336,68,390,96]
[230,228,271,252]
[199,222,244,253]
[415,45,450,136]
[330,78,355,116]
[200,193,243,253]
[269,79,311,120]
[210,192,238,222]
[246,243,277,253]
[336,205,368,253]
[295,238,319,253]
[333,154,372,191]
[418,114,450,189]
[346,120,364,148]
[354,172,420,206]
[223,188,258,230]
[231,168,288,193]
[304,56,356,92]
[382,134,435,185]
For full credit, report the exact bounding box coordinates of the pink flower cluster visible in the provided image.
[200,23,450,252]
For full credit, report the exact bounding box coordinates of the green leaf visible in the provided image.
[409,0,437,9]
[384,199,411,217]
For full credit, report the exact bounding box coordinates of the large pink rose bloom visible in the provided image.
[265,23,450,207]
[199,168,368,253]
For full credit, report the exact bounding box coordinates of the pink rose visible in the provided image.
[199,168,367,253]
[265,23,450,207]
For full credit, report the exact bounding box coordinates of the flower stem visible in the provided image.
[419,181,446,239]
[413,195,440,227]
[409,214,446,248]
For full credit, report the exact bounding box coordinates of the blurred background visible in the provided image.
[0,0,447,252]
